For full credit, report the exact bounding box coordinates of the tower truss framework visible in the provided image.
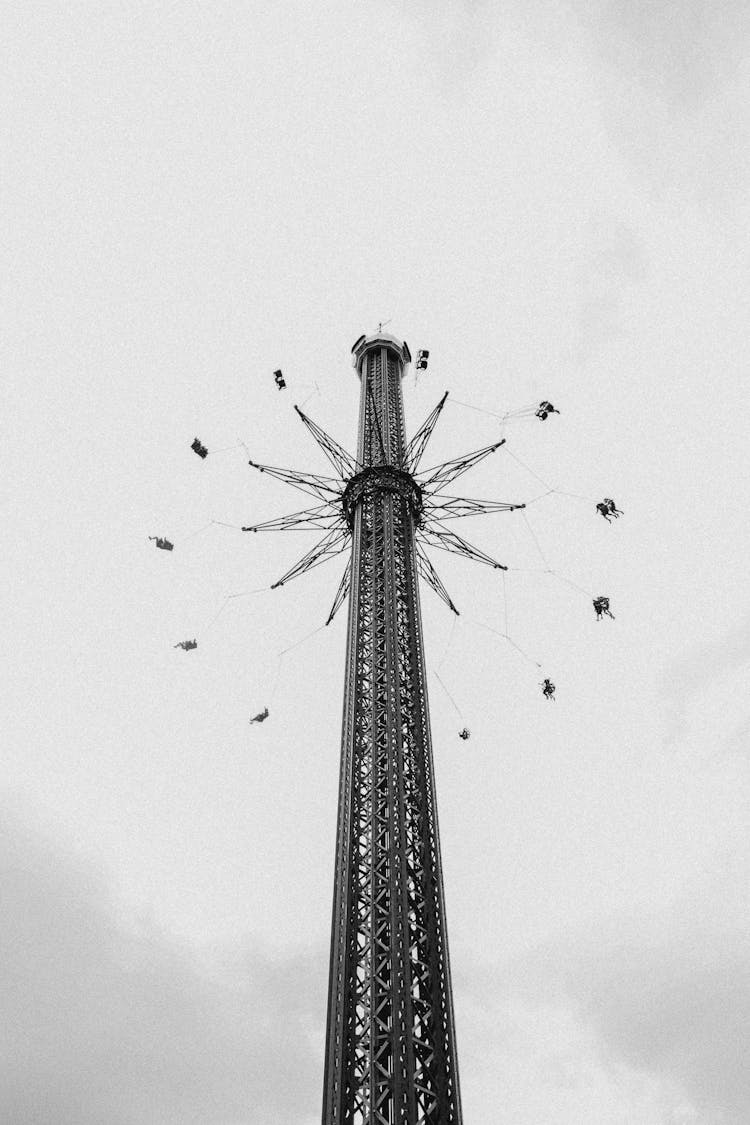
[323,336,462,1124]
[243,332,525,1124]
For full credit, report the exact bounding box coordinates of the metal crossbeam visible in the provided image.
[365,380,388,466]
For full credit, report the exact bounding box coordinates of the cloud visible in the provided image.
[662,613,750,749]
[0,811,323,1124]
[489,849,750,1124]
[666,613,750,694]
[574,218,648,362]
[454,971,687,1125]
[724,716,750,760]
[572,1,750,209]
[583,0,750,106]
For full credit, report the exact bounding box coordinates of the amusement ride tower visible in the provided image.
[244,332,524,1123]
[323,334,462,1123]
[165,319,619,1120]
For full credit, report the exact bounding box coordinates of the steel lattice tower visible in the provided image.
[323,334,462,1124]
[243,332,524,1123]
[173,323,616,1121]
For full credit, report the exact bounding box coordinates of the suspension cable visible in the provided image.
[521,511,550,570]
[546,570,594,600]
[433,669,464,721]
[466,615,542,669]
[506,449,555,492]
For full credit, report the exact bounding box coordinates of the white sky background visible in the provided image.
[3,2,750,1122]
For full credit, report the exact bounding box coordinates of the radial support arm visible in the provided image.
[418,438,505,491]
[294,406,357,479]
[416,544,459,614]
[247,459,343,503]
[404,392,449,473]
[326,557,352,625]
[419,524,508,570]
[271,527,349,588]
[423,493,525,520]
[243,504,343,533]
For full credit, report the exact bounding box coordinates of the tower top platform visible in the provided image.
[351,332,411,377]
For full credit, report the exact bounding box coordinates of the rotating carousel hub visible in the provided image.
[341,464,423,529]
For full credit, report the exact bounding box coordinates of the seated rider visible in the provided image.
[597,498,622,521]
[536,400,559,420]
[541,678,555,700]
[592,596,614,620]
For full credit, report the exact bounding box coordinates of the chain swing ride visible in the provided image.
[154,337,622,732]
[150,332,622,1123]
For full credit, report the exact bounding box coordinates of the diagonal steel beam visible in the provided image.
[419,523,508,570]
[418,438,505,491]
[242,503,343,533]
[247,458,343,503]
[271,526,349,588]
[294,405,357,479]
[366,381,388,466]
[404,391,449,473]
[422,493,525,520]
[416,544,459,615]
[326,557,352,625]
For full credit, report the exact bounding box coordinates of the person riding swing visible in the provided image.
[592,596,614,621]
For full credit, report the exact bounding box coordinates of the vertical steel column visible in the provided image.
[323,334,463,1125]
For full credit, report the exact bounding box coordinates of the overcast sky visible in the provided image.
[4,2,750,1123]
